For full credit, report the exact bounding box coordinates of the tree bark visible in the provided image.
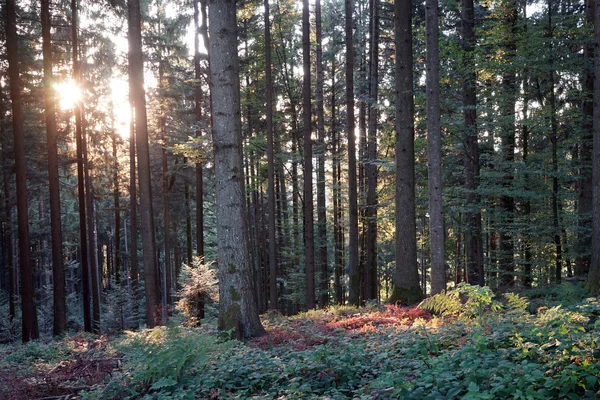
[346,0,360,306]
[128,101,139,328]
[42,0,67,336]
[499,0,517,288]
[302,0,315,310]
[71,0,91,333]
[578,0,594,277]
[265,0,278,310]
[6,0,39,342]
[462,0,484,286]
[392,0,422,304]
[426,0,445,295]
[316,0,329,308]
[365,0,379,301]
[586,0,600,292]
[208,0,265,339]
[128,0,161,327]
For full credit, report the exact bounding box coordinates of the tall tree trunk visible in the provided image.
[302,0,315,310]
[128,0,161,327]
[548,0,562,283]
[462,0,484,286]
[209,0,265,339]
[392,0,422,304]
[578,0,594,277]
[72,0,91,333]
[195,0,208,260]
[128,101,139,328]
[83,121,100,333]
[331,56,344,305]
[346,0,360,306]
[315,0,329,307]
[41,0,66,336]
[426,0,445,295]
[265,0,278,310]
[6,0,39,342]
[586,0,600,292]
[112,115,121,284]
[159,48,171,317]
[520,1,532,287]
[364,0,379,302]
[2,143,15,320]
[499,0,517,288]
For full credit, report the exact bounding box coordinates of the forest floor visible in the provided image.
[1,282,599,399]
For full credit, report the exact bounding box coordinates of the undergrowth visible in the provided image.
[49,284,600,398]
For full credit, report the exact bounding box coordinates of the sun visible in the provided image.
[54,80,82,111]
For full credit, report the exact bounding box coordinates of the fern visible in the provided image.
[419,292,462,316]
[503,292,530,313]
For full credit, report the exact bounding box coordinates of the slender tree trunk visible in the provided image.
[364,0,379,301]
[265,0,278,310]
[346,0,360,306]
[315,0,329,307]
[331,56,343,305]
[426,0,445,295]
[499,0,517,287]
[302,0,315,310]
[83,119,100,333]
[112,116,121,284]
[41,0,66,335]
[578,0,595,277]
[547,0,562,283]
[209,0,265,338]
[392,0,422,304]
[159,50,171,317]
[128,0,161,327]
[72,0,91,333]
[128,100,139,328]
[6,0,38,342]
[586,0,600,292]
[462,0,484,286]
[2,144,15,320]
[195,0,207,260]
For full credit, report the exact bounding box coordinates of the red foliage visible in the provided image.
[328,305,431,331]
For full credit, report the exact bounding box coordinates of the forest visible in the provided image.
[1,0,600,398]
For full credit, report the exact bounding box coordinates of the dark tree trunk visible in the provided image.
[302,0,315,310]
[2,143,15,320]
[426,0,445,295]
[331,56,344,305]
[195,0,208,261]
[112,121,121,284]
[128,101,139,328]
[6,0,39,342]
[586,0,600,292]
[315,0,329,308]
[208,0,265,339]
[462,0,484,286]
[128,0,161,327]
[346,0,360,306]
[521,3,532,288]
[578,0,594,276]
[391,0,422,305]
[499,0,517,288]
[83,127,100,333]
[72,0,91,333]
[548,0,562,283]
[42,0,67,336]
[265,0,278,310]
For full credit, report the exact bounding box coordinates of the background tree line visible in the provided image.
[1,0,599,341]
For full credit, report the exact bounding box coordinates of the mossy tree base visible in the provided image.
[388,286,423,306]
